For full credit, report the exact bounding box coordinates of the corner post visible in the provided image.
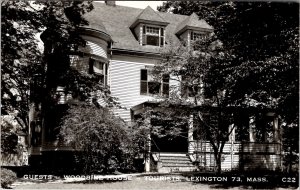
[188,114,194,154]
[145,118,151,172]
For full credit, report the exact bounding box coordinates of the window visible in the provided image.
[191,31,205,41]
[181,76,199,98]
[88,58,108,86]
[142,26,165,47]
[140,69,169,96]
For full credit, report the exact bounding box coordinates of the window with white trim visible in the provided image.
[140,69,169,96]
[88,58,108,86]
[142,25,165,47]
[181,76,200,98]
[191,31,206,41]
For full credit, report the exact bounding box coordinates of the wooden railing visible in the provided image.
[189,141,281,154]
[189,140,282,171]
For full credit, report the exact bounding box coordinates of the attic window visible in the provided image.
[142,25,165,47]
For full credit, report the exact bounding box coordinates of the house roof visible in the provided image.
[86,21,109,35]
[175,13,213,35]
[84,2,213,54]
[130,6,169,29]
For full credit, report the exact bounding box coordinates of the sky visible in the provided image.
[107,1,165,10]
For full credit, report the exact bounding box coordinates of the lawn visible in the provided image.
[13,175,297,190]
[15,178,208,189]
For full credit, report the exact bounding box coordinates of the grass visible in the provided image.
[13,175,298,190]
[14,177,207,189]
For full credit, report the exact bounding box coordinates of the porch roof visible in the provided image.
[131,101,277,116]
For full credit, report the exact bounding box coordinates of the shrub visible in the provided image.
[1,168,17,188]
[59,103,141,174]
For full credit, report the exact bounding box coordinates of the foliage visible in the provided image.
[158,1,299,172]
[282,123,299,173]
[159,1,299,122]
[1,1,120,157]
[1,116,25,155]
[1,168,17,189]
[59,102,139,174]
[1,1,43,130]
[152,33,236,173]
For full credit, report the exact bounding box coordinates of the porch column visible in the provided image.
[145,118,151,173]
[249,116,256,142]
[228,124,235,170]
[28,103,35,148]
[273,116,280,143]
[188,114,194,154]
[228,124,236,142]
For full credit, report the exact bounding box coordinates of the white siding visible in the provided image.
[87,41,107,58]
[81,35,108,59]
[110,59,157,122]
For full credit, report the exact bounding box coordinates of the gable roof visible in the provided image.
[83,3,212,54]
[130,6,169,29]
[176,13,213,35]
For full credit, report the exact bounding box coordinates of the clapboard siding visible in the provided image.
[110,59,157,122]
[86,41,107,58]
[110,60,155,107]
[81,35,108,59]
[110,59,181,123]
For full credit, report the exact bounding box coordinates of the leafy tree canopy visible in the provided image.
[1,1,116,131]
[158,1,299,124]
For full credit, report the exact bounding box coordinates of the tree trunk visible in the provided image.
[214,152,222,174]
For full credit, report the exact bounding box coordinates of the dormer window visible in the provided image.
[191,31,209,41]
[142,25,165,47]
[175,13,213,46]
[130,6,169,47]
[191,31,202,41]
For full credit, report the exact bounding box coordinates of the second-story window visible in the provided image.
[142,26,164,47]
[181,76,199,98]
[88,58,108,86]
[140,69,169,96]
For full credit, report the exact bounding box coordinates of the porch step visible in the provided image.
[159,159,191,163]
[162,162,195,167]
[158,165,197,173]
[155,153,197,173]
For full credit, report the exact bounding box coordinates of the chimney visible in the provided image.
[105,1,116,6]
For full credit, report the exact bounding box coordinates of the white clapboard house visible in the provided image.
[16,1,282,173]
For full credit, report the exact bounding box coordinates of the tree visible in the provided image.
[59,102,139,174]
[1,1,43,130]
[159,1,298,121]
[2,2,123,174]
[158,1,299,173]
[1,1,116,144]
[150,34,237,173]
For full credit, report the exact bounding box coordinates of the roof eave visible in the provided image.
[176,25,214,36]
[111,48,161,58]
[79,27,112,42]
[130,19,169,29]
